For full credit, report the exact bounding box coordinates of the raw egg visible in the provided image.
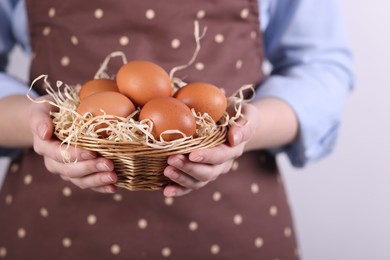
[174,82,227,122]
[77,91,136,118]
[79,78,119,100]
[139,97,196,141]
[116,60,173,107]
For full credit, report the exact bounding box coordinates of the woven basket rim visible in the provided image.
[55,124,227,157]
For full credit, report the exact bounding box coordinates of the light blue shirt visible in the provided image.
[0,0,354,167]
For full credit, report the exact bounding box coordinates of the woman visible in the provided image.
[0,0,353,259]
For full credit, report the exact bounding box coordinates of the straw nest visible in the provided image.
[29,22,254,191]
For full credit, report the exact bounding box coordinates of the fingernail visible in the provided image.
[169,189,176,197]
[191,155,204,162]
[102,174,114,184]
[81,152,96,160]
[170,171,179,180]
[169,157,183,167]
[233,132,243,145]
[105,186,116,193]
[97,162,111,171]
[38,124,48,139]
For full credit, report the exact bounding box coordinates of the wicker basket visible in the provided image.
[34,48,250,191]
[44,78,252,192]
[54,123,227,191]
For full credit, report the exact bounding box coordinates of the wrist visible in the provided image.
[0,94,35,147]
[244,97,298,152]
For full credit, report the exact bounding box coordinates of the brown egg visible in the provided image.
[116,60,173,107]
[79,78,119,100]
[174,82,227,122]
[139,97,196,141]
[77,91,136,118]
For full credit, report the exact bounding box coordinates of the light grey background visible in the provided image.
[1,0,390,259]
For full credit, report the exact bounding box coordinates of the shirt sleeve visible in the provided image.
[257,0,354,167]
[0,0,34,156]
[0,0,34,99]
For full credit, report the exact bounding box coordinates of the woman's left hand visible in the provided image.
[163,103,258,197]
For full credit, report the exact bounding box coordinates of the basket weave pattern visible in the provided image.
[54,118,228,191]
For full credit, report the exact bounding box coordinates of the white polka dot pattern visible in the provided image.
[195,62,204,71]
[171,38,181,49]
[210,244,220,255]
[161,247,171,257]
[40,208,49,218]
[254,237,264,248]
[48,7,56,18]
[270,206,278,217]
[5,194,12,205]
[62,238,72,248]
[294,248,300,258]
[212,191,222,202]
[1,1,298,259]
[87,214,97,225]
[24,174,33,185]
[138,218,148,229]
[119,36,129,46]
[71,36,79,45]
[240,8,249,19]
[251,30,257,39]
[164,197,174,205]
[197,10,206,19]
[231,161,239,171]
[145,9,155,20]
[10,163,19,173]
[0,247,7,258]
[214,34,224,43]
[113,193,122,201]
[111,244,120,255]
[42,26,51,36]
[94,9,104,19]
[17,228,26,239]
[61,56,70,67]
[251,183,260,194]
[236,59,243,70]
[234,214,243,225]
[62,187,72,197]
[189,221,198,231]
[284,227,292,237]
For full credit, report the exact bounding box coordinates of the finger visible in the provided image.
[164,165,209,190]
[34,137,97,163]
[91,185,118,194]
[70,171,118,190]
[188,143,245,165]
[44,156,117,190]
[167,154,232,183]
[30,95,57,140]
[228,120,254,147]
[167,154,220,181]
[163,183,193,197]
[227,103,257,146]
[44,156,114,179]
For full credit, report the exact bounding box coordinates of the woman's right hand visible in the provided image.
[29,96,118,193]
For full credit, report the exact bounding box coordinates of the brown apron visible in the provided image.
[0,0,299,259]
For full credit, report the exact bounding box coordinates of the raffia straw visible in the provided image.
[227,84,256,127]
[26,19,255,191]
[169,20,207,87]
[93,51,128,79]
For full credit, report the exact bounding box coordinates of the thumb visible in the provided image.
[227,122,252,147]
[30,97,55,140]
[36,121,53,140]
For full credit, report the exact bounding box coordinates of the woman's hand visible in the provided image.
[163,103,259,197]
[163,97,299,197]
[29,95,118,193]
